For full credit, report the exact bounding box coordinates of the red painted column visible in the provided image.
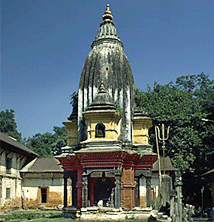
[90,178,96,206]
[76,166,83,209]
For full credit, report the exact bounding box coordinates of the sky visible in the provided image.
[1,0,214,139]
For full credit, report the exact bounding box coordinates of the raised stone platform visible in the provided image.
[63,206,171,221]
[62,207,77,218]
[80,207,152,221]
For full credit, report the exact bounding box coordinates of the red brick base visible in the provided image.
[121,168,135,210]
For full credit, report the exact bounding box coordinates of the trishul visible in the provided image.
[155,123,170,177]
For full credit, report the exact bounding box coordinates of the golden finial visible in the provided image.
[102,4,113,21]
[99,81,105,92]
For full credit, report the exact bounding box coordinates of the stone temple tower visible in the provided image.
[77,4,135,144]
[58,5,157,211]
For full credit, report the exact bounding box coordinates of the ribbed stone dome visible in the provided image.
[78,5,135,143]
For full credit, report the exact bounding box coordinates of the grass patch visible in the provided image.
[0,210,62,221]
[0,210,150,222]
[27,218,75,222]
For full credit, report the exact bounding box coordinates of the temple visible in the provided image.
[57,4,157,210]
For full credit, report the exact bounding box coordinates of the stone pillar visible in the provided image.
[114,167,122,209]
[72,176,77,207]
[76,167,83,209]
[135,177,140,207]
[146,176,151,207]
[175,171,183,222]
[170,190,176,221]
[82,172,88,208]
[64,176,68,207]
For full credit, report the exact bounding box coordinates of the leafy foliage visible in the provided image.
[136,73,214,173]
[0,109,22,142]
[136,73,214,206]
[25,126,67,157]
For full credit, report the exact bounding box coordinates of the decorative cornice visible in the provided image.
[58,151,157,171]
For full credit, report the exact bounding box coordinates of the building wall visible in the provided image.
[84,113,120,140]
[21,173,72,208]
[133,119,152,145]
[0,177,22,210]
[139,175,159,207]
[133,123,149,144]
[0,149,27,178]
[0,148,28,210]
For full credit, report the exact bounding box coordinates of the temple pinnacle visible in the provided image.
[102,4,113,21]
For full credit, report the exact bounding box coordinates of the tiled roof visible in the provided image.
[0,132,39,157]
[152,156,179,172]
[21,157,63,173]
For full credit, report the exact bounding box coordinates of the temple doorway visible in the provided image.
[93,172,114,206]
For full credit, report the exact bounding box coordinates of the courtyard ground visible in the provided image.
[0,210,149,222]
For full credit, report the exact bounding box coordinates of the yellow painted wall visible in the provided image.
[22,175,72,207]
[0,148,27,210]
[63,121,78,146]
[84,112,120,140]
[133,119,152,145]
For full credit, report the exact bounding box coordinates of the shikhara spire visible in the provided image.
[78,4,135,143]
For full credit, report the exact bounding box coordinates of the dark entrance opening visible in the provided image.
[41,188,47,203]
[94,173,113,206]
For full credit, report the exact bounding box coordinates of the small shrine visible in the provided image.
[57,4,157,211]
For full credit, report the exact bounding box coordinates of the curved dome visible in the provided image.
[78,5,135,143]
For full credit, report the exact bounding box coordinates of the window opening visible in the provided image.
[6,157,11,174]
[6,188,10,199]
[95,123,105,138]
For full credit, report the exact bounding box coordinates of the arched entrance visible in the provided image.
[94,172,114,206]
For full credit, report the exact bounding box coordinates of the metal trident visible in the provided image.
[155,123,170,176]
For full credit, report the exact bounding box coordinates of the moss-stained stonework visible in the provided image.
[77,5,135,144]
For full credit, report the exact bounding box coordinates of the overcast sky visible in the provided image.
[1,0,214,139]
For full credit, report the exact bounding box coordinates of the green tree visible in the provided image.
[0,109,22,142]
[136,82,204,173]
[25,126,67,157]
[26,132,54,157]
[176,73,214,171]
[51,126,67,155]
[135,73,214,206]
